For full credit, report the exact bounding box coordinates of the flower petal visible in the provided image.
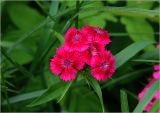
[60,67,77,81]
[50,56,63,75]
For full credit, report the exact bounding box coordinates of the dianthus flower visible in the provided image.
[82,42,105,65]
[90,51,115,80]
[156,43,160,48]
[50,25,115,81]
[50,47,84,81]
[138,64,160,112]
[82,25,111,45]
[64,28,88,52]
[153,64,160,79]
[81,25,111,65]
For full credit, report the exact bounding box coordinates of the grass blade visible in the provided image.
[58,81,73,103]
[115,40,154,68]
[50,30,64,44]
[80,6,159,21]
[133,80,160,113]
[88,77,105,113]
[120,89,129,112]
[27,82,66,107]
[2,90,46,105]
[132,59,160,63]
[149,99,160,112]
[102,68,151,88]
[1,49,34,79]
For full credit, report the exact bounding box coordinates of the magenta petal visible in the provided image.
[91,67,107,80]
[50,56,63,75]
[60,67,77,81]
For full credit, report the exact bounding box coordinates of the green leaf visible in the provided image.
[7,3,44,30]
[88,76,105,113]
[149,99,160,112]
[127,1,153,9]
[80,6,159,21]
[133,80,160,113]
[80,2,117,28]
[2,49,34,79]
[138,48,159,60]
[102,68,151,88]
[10,49,33,65]
[67,86,102,112]
[132,59,160,63]
[30,1,59,72]
[50,30,64,44]
[120,90,129,112]
[27,82,66,107]
[121,17,155,43]
[2,90,46,105]
[58,81,73,103]
[107,0,118,4]
[115,40,154,68]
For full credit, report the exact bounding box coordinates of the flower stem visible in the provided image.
[75,0,80,29]
[1,74,11,111]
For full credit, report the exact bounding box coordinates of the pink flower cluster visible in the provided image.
[50,25,115,81]
[138,64,160,112]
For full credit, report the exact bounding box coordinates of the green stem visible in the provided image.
[75,0,80,28]
[1,74,11,111]
[35,0,56,22]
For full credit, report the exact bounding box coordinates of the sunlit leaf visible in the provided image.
[115,40,154,68]
[133,80,160,112]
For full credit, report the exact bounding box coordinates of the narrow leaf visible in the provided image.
[2,90,46,105]
[149,99,160,112]
[58,81,73,103]
[50,30,64,44]
[132,59,160,63]
[133,80,160,113]
[115,40,154,68]
[102,68,151,88]
[120,89,129,112]
[27,82,66,107]
[88,77,105,113]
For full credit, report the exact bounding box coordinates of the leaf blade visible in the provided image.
[2,90,46,105]
[120,89,129,112]
[115,40,154,68]
[133,80,160,112]
[88,77,105,113]
[57,81,73,103]
[27,82,66,107]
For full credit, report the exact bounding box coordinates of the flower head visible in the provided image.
[82,25,111,45]
[153,64,160,79]
[138,79,160,112]
[50,25,115,81]
[64,28,89,52]
[50,47,85,81]
[82,42,105,65]
[90,51,115,80]
[156,43,160,48]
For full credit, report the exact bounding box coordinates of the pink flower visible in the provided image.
[153,64,160,79]
[64,28,89,52]
[50,47,84,81]
[82,42,105,65]
[156,43,160,48]
[90,51,115,80]
[50,25,115,81]
[138,79,156,100]
[138,64,160,112]
[138,79,160,112]
[82,25,111,45]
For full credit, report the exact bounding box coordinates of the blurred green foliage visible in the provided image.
[1,0,159,112]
